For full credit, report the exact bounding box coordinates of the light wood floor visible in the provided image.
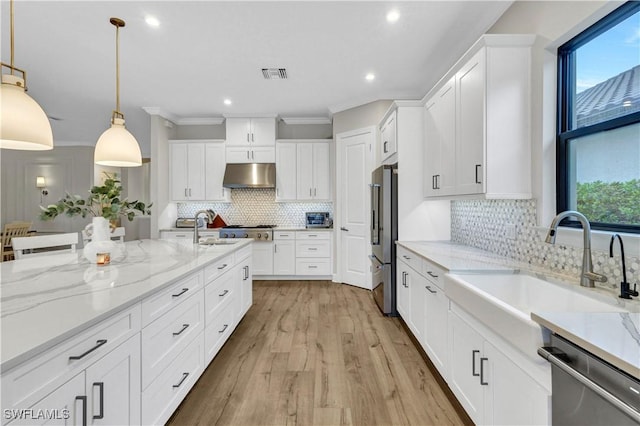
[167,280,465,426]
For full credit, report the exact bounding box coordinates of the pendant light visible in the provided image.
[0,0,53,150]
[94,17,142,167]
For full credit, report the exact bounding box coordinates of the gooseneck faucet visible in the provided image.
[193,210,214,244]
[609,234,638,299]
[545,210,607,288]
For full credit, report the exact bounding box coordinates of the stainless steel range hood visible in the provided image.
[222,163,276,188]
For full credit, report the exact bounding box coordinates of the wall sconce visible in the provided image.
[36,176,48,201]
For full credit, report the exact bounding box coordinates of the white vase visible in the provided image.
[83,217,117,263]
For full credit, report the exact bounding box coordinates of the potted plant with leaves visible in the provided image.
[40,173,152,262]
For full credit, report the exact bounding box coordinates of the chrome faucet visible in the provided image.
[193,210,214,244]
[610,234,638,299]
[545,210,607,287]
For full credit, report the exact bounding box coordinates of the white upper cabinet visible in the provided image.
[275,143,297,201]
[424,77,456,197]
[380,110,397,163]
[226,146,275,164]
[170,140,229,202]
[423,35,535,199]
[297,142,331,201]
[170,142,206,201]
[225,117,276,146]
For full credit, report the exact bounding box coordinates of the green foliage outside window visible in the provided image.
[576,179,640,225]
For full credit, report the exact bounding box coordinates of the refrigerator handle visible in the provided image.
[370,183,381,245]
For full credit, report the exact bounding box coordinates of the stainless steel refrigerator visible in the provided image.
[370,163,398,316]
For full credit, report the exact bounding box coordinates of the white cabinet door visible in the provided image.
[408,268,426,342]
[448,310,484,425]
[225,147,252,163]
[275,143,297,201]
[296,143,314,200]
[396,260,411,323]
[456,48,485,196]
[312,143,331,200]
[252,242,273,275]
[11,372,85,426]
[424,78,456,197]
[273,239,295,275]
[423,280,448,378]
[85,335,141,426]
[170,144,189,201]
[238,257,253,317]
[250,118,276,146]
[380,110,397,162]
[205,143,228,201]
[483,341,550,426]
[186,144,205,200]
[225,118,252,146]
[250,147,275,163]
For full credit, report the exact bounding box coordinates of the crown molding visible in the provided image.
[223,113,278,119]
[141,107,224,125]
[280,117,332,125]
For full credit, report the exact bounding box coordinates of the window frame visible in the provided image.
[556,1,640,234]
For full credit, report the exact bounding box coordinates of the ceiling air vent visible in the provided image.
[262,68,288,79]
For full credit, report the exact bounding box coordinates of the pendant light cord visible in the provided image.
[115,22,120,113]
[10,0,15,72]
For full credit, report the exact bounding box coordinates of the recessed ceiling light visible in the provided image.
[145,16,160,27]
[365,73,375,82]
[386,10,400,23]
[224,99,232,106]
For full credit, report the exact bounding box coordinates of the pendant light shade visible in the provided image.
[95,17,141,167]
[0,0,53,150]
[95,117,142,167]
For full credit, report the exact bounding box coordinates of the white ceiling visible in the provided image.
[1,1,512,149]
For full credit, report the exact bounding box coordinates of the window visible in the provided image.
[557,1,640,233]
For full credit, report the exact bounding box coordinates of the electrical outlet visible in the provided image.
[505,223,516,240]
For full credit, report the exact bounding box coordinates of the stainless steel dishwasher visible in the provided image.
[538,334,640,425]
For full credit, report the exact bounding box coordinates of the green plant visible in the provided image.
[40,173,152,222]
[576,179,640,225]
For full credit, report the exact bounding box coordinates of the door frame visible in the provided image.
[334,126,376,286]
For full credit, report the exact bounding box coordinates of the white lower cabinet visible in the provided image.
[396,260,411,320]
[252,242,273,275]
[448,306,550,425]
[422,262,448,378]
[295,231,332,276]
[237,252,253,318]
[396,256,425,342]
[273,232,295,275]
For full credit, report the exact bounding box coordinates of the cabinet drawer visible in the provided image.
[141,332,204,426]
[422,259,444,289]
[204,254,234,284]
[204,269,235,323]
[397,246,421,273]
[205,292,239,364]
[296,259,331,275]
[160,231,192,240]
[141,290,204,390]
[1,305,141,414]
[296,231,331,240]
[274,231,295,240]
[296,240,331,258]
[141,271,203,327]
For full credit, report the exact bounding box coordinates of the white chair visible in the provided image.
[81,226,125,244]
[12,233,79,259]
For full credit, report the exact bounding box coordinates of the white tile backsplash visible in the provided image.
[177,188,332,228]
[451,199,640,291]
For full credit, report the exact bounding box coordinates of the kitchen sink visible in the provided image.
[446,272,629,357]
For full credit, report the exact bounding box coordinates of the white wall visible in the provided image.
[1,147,94,233]
[332,100,394,138]
[149,115,177,237]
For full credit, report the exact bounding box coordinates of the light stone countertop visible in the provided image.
[397,240,640,379]
[0,239,252,372]
[275,227,334,232]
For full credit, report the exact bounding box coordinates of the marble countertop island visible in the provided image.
[0,239,252,372]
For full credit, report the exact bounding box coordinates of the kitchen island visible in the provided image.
[1,238,253,425]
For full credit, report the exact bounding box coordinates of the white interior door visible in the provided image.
[337,128,374,289]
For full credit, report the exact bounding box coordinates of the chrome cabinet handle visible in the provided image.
[308,247,318,251]
[247,150,250,159]
[340,227,349,232]
[480,357,488,385]
[76,395,87,426]
[427,271,439,278]
[69,339,108,360]
[314,188,317,196]
[308,265,318,269]
[172,288,189,298]
[383,141,388,153]
[247,133,250,142]
[219,324,229,333]
[309,188,312,196]
[274,244,278,253]
[173,372,189,388]
[189,188,192,196]
[251,133,254,142]
[172,323,189,336]
[402,255,410,260]
[217,263,228,270]
[252,150,255,160]
[425,286,437,294]
[472,350,480,376]
[184,188,188,197]
[475,164,482,184]
[219,289,229,297]
[92,382,104,420]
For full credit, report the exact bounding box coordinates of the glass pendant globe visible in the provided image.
[0,74,53,150]
[94,117,142,167]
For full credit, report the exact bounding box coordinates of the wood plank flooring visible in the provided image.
[167,280,465,425]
